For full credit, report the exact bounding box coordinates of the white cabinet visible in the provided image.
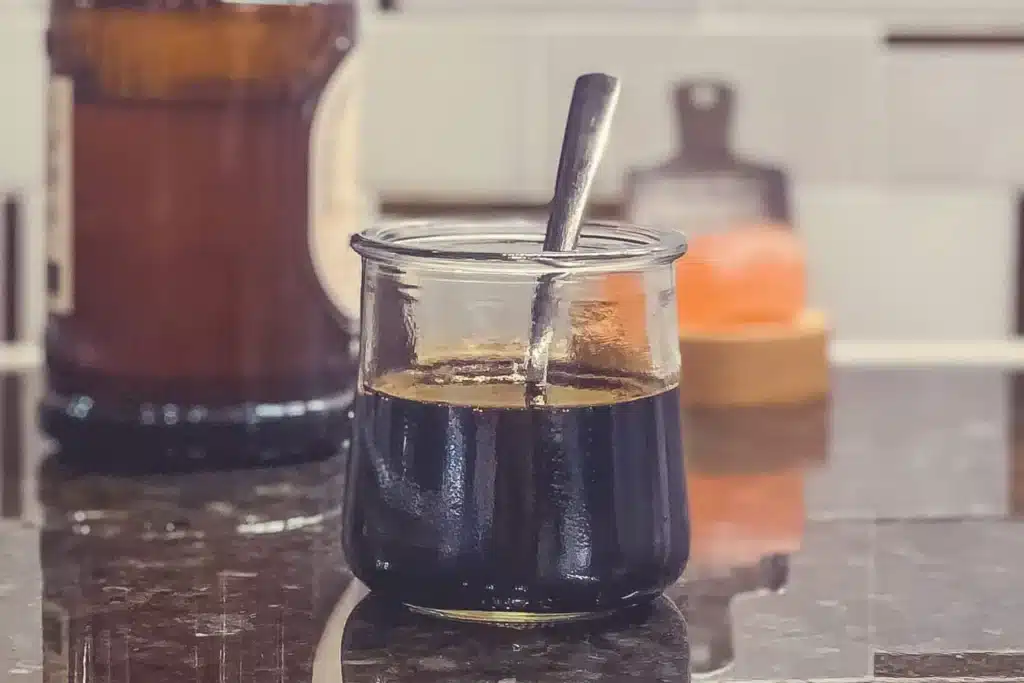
[364,17,886,200]
[0,7,47,349]
[539,20,885,199]
[391,0,698,12]
[707,0,1023,8]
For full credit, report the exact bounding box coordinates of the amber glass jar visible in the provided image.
[42,0,362,469]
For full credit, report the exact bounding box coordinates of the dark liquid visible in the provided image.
[43,4,358,466]
[343,361,690,620]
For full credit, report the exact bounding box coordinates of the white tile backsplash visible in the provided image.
[0,6,46,192]
[393,0,1024,32]
[700,1,1024,31]
[363,17,547,199]
[799,183,1017,341]
[0,5,46,347]
[886,49,1024,185]
[539,21,886,199]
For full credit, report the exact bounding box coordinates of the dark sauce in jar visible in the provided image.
[343,359,690,624]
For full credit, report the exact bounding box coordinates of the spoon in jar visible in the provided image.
[525,72,621,407]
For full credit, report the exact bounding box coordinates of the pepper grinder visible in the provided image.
[624,79,790,239]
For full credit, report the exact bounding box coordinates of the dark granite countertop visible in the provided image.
[2,365,1023,682]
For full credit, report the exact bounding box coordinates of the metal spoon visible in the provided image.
[524,72,621,406]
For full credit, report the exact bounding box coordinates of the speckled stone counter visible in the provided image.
[2,365,1023,682]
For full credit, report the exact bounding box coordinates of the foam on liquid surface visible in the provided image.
[368,361,672,409]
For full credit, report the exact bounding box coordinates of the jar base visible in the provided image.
[39,388,353,473]
[404,604,625,628]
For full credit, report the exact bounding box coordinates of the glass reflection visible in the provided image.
[671,398,828,675]
[38,452,349,682]
[339,585,690,682]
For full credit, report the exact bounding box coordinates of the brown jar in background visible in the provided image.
[42,0,363,469]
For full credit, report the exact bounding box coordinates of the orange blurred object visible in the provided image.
[687,469,805,573]
[676,223,806,332]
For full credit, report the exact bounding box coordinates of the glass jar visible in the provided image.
[342,218,690,625]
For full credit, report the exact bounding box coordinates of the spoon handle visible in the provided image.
[545,73,622,251]
[525,73,620,406]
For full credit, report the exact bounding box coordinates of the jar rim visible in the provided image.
[350,218,687,274]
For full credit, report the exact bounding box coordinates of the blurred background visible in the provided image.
[5,0,1024,362]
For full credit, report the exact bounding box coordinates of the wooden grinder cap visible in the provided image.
[679,309,829,407]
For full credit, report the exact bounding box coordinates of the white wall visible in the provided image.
[361,11,1022,342]
[2,3,1023,349]
[0,6,46,354]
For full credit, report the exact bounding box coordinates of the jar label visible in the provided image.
[46,75,74,316]
[310,46,368,321]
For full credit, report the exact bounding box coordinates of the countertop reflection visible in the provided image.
[3,365,1024,682]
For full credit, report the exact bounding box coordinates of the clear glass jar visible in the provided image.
[342,218,690,625]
